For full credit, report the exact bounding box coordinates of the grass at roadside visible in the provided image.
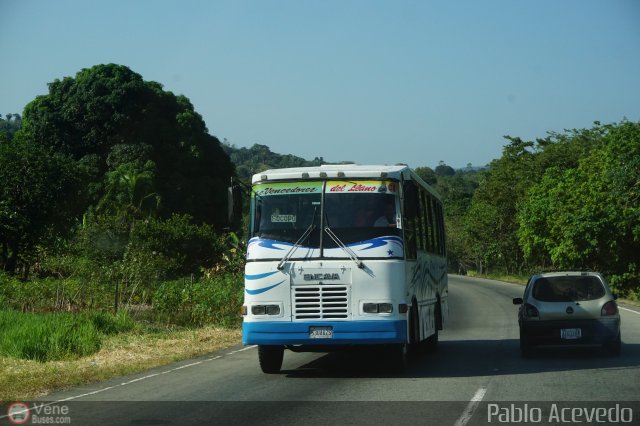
[0,310,135,362]
[465,271,528,285]
[0,325,241,401]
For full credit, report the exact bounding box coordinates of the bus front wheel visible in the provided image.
[258,345,284,374]
[387,343,408,373]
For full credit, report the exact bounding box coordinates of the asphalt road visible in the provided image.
[14,276,640,425]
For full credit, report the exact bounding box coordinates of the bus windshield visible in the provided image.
[250,180,403,259]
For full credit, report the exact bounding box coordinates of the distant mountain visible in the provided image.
[221,141,483,183]
[221,142,353,182]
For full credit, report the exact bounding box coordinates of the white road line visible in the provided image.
[454,386,487,426]
[0,345,258,420]
[226,345,257,355]
[619,306,640,316]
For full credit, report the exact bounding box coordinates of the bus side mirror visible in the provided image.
[228,185,243,224]
[403,182,418,218]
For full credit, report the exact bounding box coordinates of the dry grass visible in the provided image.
[0,326,241,401]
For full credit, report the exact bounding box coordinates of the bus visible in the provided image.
[234,164,448,373]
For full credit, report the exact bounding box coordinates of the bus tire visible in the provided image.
[603,333,621,357]
[424,303,441,353]
[408,301,420,354]
[388,343,408,373]
[258,345,284,374]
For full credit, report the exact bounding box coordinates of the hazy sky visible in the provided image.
[1,0,639,168]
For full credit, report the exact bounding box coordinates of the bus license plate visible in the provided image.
[309,326,333,339]
[560,328,582,340]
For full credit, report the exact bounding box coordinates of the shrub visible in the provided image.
[130,214,225,277]
[152,273,243,327]
[0,272,112,312]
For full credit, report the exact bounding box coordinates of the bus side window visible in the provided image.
[436,202,446,255]
[426,195,436,254]
[402,181,418,260]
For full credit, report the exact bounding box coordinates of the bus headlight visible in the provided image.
[363,303,379,313]
[363,302,393,314]
[251,304,281,316]
[266,305,281,315]
[378,303,393,314]
[252,305,267,315]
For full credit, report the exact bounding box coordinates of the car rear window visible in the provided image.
[532,276,606,302]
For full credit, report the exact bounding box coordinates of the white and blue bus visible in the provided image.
[238,164,447,373]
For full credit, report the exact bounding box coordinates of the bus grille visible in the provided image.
[293,286,350,320]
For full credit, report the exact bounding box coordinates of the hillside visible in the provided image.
[221,142,353,182]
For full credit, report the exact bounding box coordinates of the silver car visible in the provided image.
[513,271,621,357]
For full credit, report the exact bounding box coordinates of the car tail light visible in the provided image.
[601,301,618,316]
[524,303,539,318]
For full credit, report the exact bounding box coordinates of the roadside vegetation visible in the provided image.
[0,324,241,401]
[421,121,640,301]
[0,63,638,398]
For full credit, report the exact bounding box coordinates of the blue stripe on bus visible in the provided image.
[245,280,286,295]
[354,236,404,251]
[242,320,407,345]
[245,271,280,280]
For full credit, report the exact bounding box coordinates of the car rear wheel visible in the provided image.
[603,333,621,357]
[519,328,533,358]
[258,345,284,373]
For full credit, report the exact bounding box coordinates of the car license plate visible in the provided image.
[309,326,333,339]
[560,328,582,340]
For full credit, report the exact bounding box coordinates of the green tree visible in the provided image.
[0,134,83,275]
[461,137,537,273]
[435,161,455,177]
[0,113,22,141]
[98,161,160,219]
[518,120,640,294]
[22,64,234,227]
[460,124,606,275]
[414,166,437,185]
[434,170,479,273]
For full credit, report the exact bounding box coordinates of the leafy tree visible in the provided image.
[436,172,478,218]
[0,114,22,141]
[460,124,607,275]
[434,171,479,273]
[435,161,455,177]
[98,161,160,219]
[518,120,640,294]
[461,137,537,273]
[21,64,234,227]
[414,166,437,185]
[0,134,83,275]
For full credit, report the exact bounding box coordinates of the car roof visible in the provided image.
[533,271,602,278]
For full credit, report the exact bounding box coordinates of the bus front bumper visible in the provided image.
[243,320,407,345]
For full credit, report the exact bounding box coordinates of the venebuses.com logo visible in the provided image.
[7,402,30,424]
[5,401,71,424]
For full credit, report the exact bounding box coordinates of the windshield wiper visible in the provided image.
[323,226,365,269]
[277,207,318,270]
